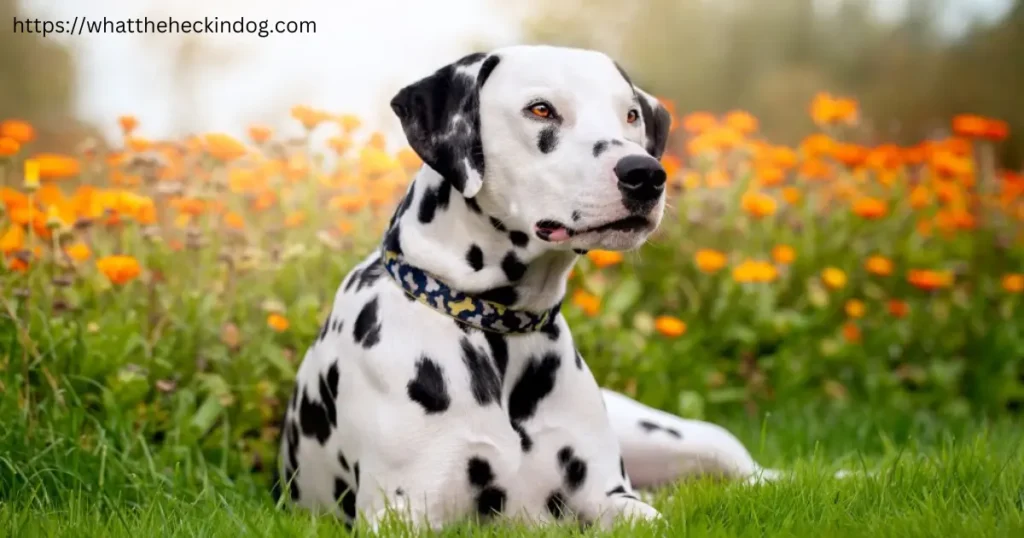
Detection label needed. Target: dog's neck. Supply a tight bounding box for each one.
[382,167,577,314]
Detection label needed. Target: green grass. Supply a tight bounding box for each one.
[3,399,1023,538]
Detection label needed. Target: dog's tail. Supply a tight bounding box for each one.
[600,389,863,490]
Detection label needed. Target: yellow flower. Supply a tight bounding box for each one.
[587,250,623,268]
[654,316,687,338]
[822,267,847,290]
[1001,274,1023,294]
[845,299,865,319]
[865,256,894,277]
[572,289,600,317]
[267,313,290,332]
[732,259,778,283]
[694,249,727,274]
[64,242,92,263]
[772,245,796,265]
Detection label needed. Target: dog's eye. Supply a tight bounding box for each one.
[529,103,553,119]
[627,109,640,124]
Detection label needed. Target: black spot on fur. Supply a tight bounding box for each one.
[288,387,298,411]
[464,196,482,214]
[353,462,360,486]
[557,446,588,492]
[637,94,671,158]
[538,126,558,154]
[467,457,494,487]
[437,179,453,210]
[508,230,529,247]
[466,245,484,272]
[318,315,332,342]
[484,332,509,379]
[614,61,634,88]
[620,457,627,480]
[461,338,501,406]
[546,492,567,519]
[607,485,628,496]
[418,185,440,224]
[509,353,560,424]
[573,248,588,255]
[344,269,362,293]
[574,349,584,370]
[489,217,507,232]
[338,451,350,472]
[456,319,476,334]
[511,422,533,452]
[334,477,357,519]
[639,420,660,433]
[478,286,518,306]
[388,188,416,230]
[298,387,332,445]
[456,52,486,66]
[476,487,506,517]
[353,297,382,349]
[286,420,300,470]
[501,252,527,282]
[666,427,683,439]
[318,363,340,427]
[351,257,384,292]
[407,356,451,414]
[284,466,300,501]
[593,140,608,157]
[477,55,501,88]
[541,322,560,342]
[571,210,582,222]
[384,223,403,256]
[611,139,624,146]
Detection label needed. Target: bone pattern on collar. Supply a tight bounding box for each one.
[381,248,559,335]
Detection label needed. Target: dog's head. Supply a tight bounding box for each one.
[390,45,672,252]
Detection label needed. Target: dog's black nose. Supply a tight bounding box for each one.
[615,154,667,203]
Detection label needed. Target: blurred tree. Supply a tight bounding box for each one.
[496,0,1021,166]
[0,0,79,150]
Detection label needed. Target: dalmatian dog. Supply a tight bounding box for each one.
[273,44,777,531]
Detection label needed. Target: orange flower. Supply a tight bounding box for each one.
[694,249,727,274]
[248,124,273,144]
[0,119,35,143]
[338,114,363,133]
[682,112,718,135]
[907,269,953,291]
[810,93,858,126]
[0,225,25,254]
[33,153,81,180]
[781,186,802,205]
[772,245,796,265]
[841,322,861,343]
[852,197,888,220]
[724,110,758,135]
[329,194,368,213]
[1002,273,1024,294]
[740,191,777,218]
[397,148,422,170]
[821,267,847,290]
[661,155,682,181]
[845,299,865,319]
[572,289,600,317]
[732,259,778,283]
[654,316,687,338]
[224,211,246,230]
[64,242,92,263]
[284,211,306,228]
[0,137,19,157]
[291,105,331,131]
[125,136,151,153]
[832,143,870,168]
[203,133,247,162]
[328,136,352,155]
[587,250,624,268]
[756,165,785,187]
[865,256,893,277]
[118,115,139,135]
[96,255,142,285]
[909,185,931,209]
[887,299,909,318]
[267,313,290,332]
[952,114,1010,142]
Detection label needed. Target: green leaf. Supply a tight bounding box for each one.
[604,277,642,317]
[191,395,225,435]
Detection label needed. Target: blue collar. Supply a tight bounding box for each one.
[381,248,558,335]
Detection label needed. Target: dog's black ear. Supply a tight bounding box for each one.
[635,89,672,160]
[390,52,501,198]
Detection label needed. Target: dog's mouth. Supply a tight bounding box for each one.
[534,215,652,243]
